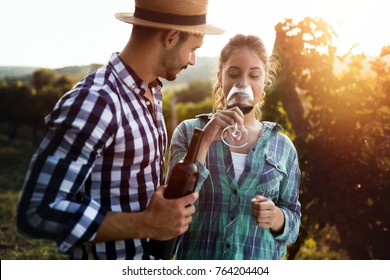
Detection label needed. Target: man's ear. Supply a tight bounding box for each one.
[162,30,181,50]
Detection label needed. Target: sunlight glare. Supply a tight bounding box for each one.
[1,0,389,67]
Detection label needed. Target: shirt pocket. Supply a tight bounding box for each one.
[255,155,287,200]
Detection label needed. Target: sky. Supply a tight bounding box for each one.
[1,0,389,68]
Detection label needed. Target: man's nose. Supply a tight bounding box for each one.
[188,52,195,66]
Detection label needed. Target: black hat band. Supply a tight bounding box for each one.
[134,7,206,26]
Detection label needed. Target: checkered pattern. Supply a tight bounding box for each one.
[170,119,301,259]
[17,53,167,259]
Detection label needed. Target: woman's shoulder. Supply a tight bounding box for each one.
[177,113,212,130]
[262,121,284,132]
[262,121,297,150]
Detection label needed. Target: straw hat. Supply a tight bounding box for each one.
[115,0,224,35]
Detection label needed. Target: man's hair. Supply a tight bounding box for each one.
[132,25,190,43]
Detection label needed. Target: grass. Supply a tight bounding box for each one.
[0,191,66,259]
[0,125,66,260]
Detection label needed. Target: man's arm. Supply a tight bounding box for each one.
[92,186,198,242]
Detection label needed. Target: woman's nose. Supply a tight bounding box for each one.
[236,79,249,88]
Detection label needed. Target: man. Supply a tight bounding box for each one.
[16,0,223,259]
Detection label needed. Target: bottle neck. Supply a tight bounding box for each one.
[183,127,204,164]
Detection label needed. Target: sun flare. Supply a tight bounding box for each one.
[1,0,389,67]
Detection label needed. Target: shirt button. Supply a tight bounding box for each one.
[146,101,151,106]
[225,243,231,249]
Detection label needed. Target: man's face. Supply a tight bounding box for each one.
[162,34,204,81]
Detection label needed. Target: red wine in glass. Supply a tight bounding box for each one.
[221,83,254,148]
[226,103,254,114]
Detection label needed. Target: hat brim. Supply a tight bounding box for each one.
[115,13,224,35]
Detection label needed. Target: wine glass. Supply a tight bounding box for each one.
[221,83,254,148]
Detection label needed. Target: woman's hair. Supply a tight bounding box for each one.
[212,34,278,119]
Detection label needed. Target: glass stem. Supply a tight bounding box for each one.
[232,123,240,138]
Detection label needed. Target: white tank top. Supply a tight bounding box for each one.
[231,152,248,180]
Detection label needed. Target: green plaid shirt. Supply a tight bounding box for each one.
[168,116,301,260]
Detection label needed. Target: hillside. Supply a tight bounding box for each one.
[0,57,218,88]
[1,55,388,87]
[0,64,103,80]
[0,66,40,79]
[163,56,218,89]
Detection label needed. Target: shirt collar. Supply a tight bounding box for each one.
[262,121,284,131]
[108,52,162,95]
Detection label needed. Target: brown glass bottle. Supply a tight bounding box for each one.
[149,127,204,259]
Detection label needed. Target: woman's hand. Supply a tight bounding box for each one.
[202,107,244,145]
[196,108,244,164]
[251,195,285,234]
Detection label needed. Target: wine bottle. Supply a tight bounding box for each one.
[149,127,204,259]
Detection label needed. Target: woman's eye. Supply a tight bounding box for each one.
[250,71,262,79]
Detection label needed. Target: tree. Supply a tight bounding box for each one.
[267,17,390,259]
[32,69,57,92]
[0,69,75,143]
[174,79,213,103]
[163,80,213,141]
[0,80,33,139]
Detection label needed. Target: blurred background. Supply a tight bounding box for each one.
[0,0,389,259]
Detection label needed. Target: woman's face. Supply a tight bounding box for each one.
[219,47,267,106]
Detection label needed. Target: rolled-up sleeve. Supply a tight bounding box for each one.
[17,87,115,253]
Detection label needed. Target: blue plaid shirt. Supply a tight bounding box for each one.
[169,116,301,259]
[17,53,167,259]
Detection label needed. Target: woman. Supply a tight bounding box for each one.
[168,34,301,259]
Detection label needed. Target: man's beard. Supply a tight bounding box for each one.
[162,48,187,81]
